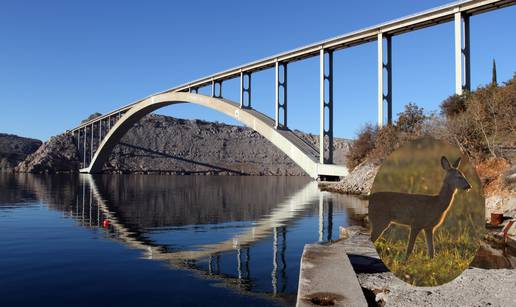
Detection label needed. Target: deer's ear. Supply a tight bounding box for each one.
[441,156,451,170]
[452,157,462,169]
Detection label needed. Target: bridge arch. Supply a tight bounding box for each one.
[84,92,347,178]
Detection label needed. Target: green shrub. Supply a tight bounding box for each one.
[396,102,426,134]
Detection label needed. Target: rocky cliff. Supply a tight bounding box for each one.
[319,161,379,195]
[16,114,351,175]
[15,134,81,173]
[0,133,41,172]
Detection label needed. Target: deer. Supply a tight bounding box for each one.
[368,156,471,261]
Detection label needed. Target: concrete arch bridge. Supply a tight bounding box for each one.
[67,0,515,179]
[76,93,346,179]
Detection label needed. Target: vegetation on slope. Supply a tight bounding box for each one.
[346,72,516,194]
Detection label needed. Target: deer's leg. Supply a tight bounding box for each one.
[371,220,390,242]
[405,227,420,261]
[424,227,434,259]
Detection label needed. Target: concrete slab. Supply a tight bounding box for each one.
[296,242,368,307]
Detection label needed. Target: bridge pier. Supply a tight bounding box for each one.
[240,71,251,108]
[455,11,470,95]
[90,123,94,164]
[76,129,80,157]
[83,126,87,167]
[212,79,223,98]
[319,48,334,164]
[275,61,287,129]
[377,32,392,127]
[99,119,102,142]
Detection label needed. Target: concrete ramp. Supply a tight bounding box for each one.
[296,242,368,307]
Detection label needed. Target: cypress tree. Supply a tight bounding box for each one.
[492,59,497,86]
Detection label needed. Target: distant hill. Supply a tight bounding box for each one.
[0,133,42,172]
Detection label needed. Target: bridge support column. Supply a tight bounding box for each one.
[83,127,87,167]
[319,48,334,164]
[99,120,102,144]
[275,61,287,129]
[377,32,392,127]
[212,80,222,98]
[240,71,251,108]
[455,11,470,95]
[76,130,80,159]
[90,123,94,164]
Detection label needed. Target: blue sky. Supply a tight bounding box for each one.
[1,0,514,140]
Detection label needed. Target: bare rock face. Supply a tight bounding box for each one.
[105,114,350,175]
[320,161,380,195]
[16,114,351,175]
[15,134,80,173]
[0,133,42,172]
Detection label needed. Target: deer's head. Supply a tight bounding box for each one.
[441,156,471,191]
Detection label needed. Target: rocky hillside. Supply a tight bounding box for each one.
[0,133,41,172]
[319,161,380,195]
[16,114,351,175]
[16,134,81,173]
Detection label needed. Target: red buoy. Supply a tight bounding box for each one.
[103,219,110,228]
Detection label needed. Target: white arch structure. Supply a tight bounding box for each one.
[81,92,348,178]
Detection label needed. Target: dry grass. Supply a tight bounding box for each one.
[375,227,479,286]
[475,158,511,196]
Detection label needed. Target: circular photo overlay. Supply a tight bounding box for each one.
[369,137,484,286]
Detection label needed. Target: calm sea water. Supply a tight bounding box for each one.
[0,174,367,306]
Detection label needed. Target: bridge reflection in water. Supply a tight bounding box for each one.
[59,175,366,296]
[12,174,368,301]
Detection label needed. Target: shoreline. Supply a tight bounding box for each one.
[335,226,514,306]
